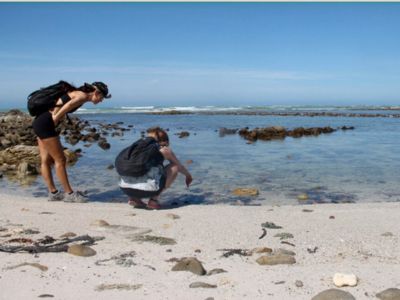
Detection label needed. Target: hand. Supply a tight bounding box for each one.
[185,174,193,187]
[51,113,58,125]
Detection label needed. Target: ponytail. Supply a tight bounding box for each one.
[77,82,96,94]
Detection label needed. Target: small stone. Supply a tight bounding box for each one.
[232,188,259,196]
[311,289,356,300]
[302,209,313,212]
[256,254,296,265]
[252,247,273,254]
[275,281,285,285]
[60,232,77,238]
[166,213,180,220]
[90,220,110,227]
[172,257,206,275]
[297,193,308,201]
[194,249,201,253]
[376,288,400,300]
[189,282,217,288]
[106,164,114,170]
[333,273,358,287]
[329,215,335,219]
[207,268,227,276]
[186,160,193,165]
[295,280,303,287]
[67,244,97,257]
[38,294,54,298]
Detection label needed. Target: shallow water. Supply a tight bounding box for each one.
[2,112,400,205]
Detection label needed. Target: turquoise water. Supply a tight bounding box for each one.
[1,109,400,205]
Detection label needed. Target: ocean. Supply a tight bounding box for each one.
[1,105,400,205]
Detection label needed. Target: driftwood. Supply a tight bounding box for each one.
[0,234,104,253]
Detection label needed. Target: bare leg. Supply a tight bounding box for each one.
[149,164,179,206]
[37,138,57,193]
[39,136,73,194]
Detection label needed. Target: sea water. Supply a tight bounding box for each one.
[1,106,400,205]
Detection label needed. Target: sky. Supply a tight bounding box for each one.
[0,2,400,108]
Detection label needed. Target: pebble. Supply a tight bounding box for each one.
[67,244,97,257]
[376,288,400,300]
[59,232,77,238]
[256,254,296,265]
[38,294,54,298]
[302,209,313,212]
[252,247,273,254]
[275,248,296,256]
[172,257,207,275]
[311,289,356,300]
[207,268,227,276]
[295,280,303,287]
[333,273,358,287]
[189,282,217,288]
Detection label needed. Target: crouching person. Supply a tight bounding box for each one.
[115,126,193,209]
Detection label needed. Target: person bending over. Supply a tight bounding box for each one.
[117,126,193,209]
[30,81,111,202]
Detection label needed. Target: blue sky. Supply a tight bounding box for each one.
[0,2,399,108]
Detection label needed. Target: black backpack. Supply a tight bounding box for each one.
[115,137,164,177]
[27,81,74,116]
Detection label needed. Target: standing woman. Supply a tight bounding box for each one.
[30,81,111,202]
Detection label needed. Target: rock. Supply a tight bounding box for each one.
[67,244,96,257]
[106,164,114,170]
[166,213,180,220]
[376,288,400,300]
[311,289,356,300]
[91,220,110,227]
[189,282,217,288]
[295,280,303,287]
[17,162,38,176]
[297,193,309,201]
[302,209,313,212]
[333,273,358,287]
[207,268,227,276]
[38,294,54,298]
[186,159,193,165]
[252,247,273,254]
[98,140,111,150]
[177,131,190,138]
[232,188,259,196]
[256,254,296,265]
[59,232,77,238]
[219,127,238,137]
[172,257,207,275]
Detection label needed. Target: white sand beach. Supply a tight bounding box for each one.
[0,193,399,300]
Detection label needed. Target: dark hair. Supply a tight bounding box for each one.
[77,83,96,94]
[147,126,169,146]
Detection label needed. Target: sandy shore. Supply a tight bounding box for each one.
[0,193,399,300]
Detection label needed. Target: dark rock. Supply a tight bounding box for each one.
[261,222,282,229]
[176,131,190,138]
[107,164,114,170]
[219,127,238,137]
[311,289,355,300]
[172,257,206,275]
[98,140,111,150]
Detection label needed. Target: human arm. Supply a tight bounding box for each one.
[160,146,193,187]
[52,91,87,124]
